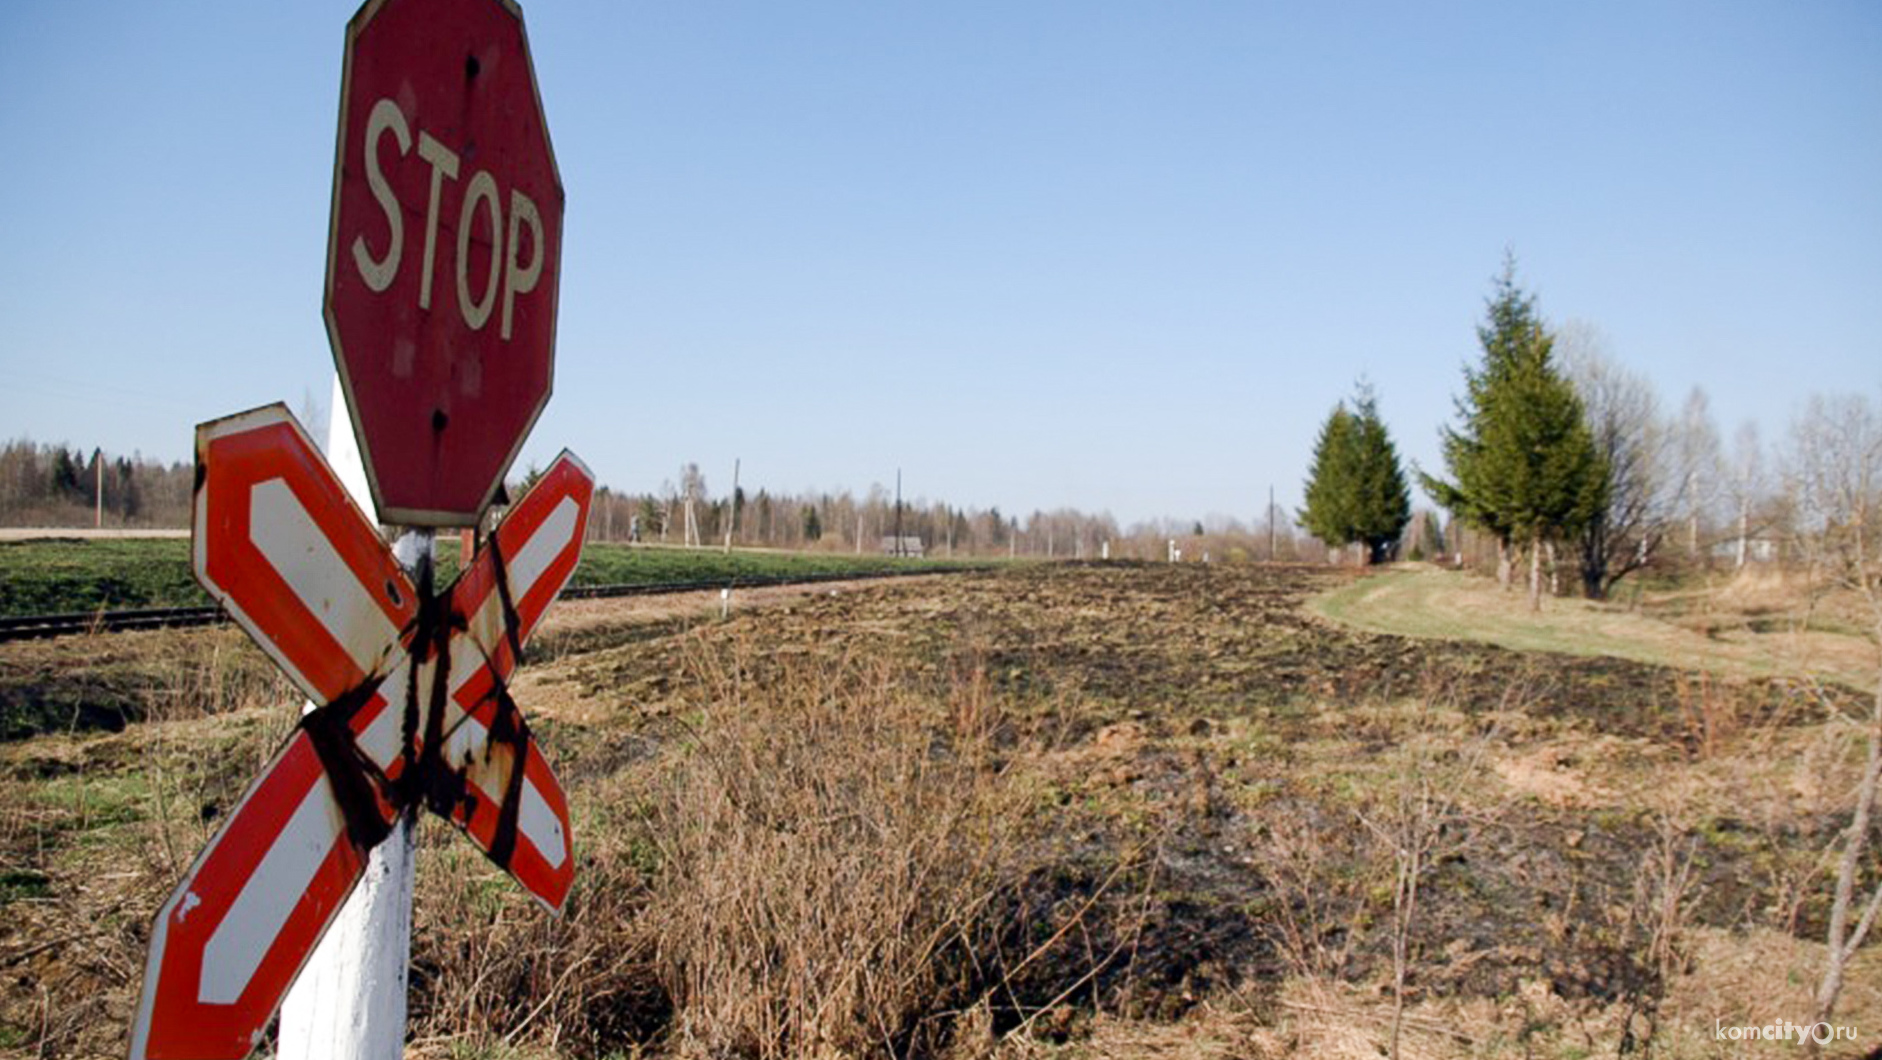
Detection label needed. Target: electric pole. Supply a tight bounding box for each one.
[1268,484,1275,562]
[724,458,740,553]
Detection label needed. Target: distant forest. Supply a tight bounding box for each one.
[0,438,1326,562]
[0,439,194,528]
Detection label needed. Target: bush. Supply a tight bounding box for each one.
[635,643,1022,1058]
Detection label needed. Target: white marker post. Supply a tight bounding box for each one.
[275,380,421,1060]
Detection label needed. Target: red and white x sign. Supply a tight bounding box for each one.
[131,404,591,1060]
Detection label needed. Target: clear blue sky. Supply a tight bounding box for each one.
[2,2,1877,528]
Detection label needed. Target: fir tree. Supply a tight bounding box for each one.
[1301,403,1358,555]
[1347,385,1413,563]
[1300,382,1412,564]
[1423,259,1605,606]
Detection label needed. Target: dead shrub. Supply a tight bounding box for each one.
[1247,801,1380,983]
[635,640,1023,1059]
[408,806,666,1057]
[1672,670,1742,758]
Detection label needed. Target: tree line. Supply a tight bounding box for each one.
[1,436,1317,563]
[575,462,1320,561]
[1299,254,1879,609]
[13,253,1864,583]
[0,440,193,528]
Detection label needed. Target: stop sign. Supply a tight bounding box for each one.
[324,0,563,527]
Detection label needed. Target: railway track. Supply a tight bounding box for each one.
[0,566,975,644]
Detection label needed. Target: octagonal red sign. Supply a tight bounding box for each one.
[324,0,563,526]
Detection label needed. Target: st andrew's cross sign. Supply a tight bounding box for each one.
[130,405,591,1060]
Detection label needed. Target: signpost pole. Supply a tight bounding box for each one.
[276,816,415,1060]
[276,390,425,1060]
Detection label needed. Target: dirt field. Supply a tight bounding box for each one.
[3,562,1879,1058]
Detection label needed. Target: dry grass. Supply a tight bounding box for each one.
[632,640,1026,1059]
[406,807,664,1057]
[0,623,297,739]
[0,702,292,1058]
[399,628,1066,1060]
[11,562,1882,1059]
[1,583,1071,1060]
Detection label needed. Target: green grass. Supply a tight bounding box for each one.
[0,538,979,618]
[0,868,51,904]
[1312,567,1715,661]
[560,543,975,588]
[1310,566,1877,688]
[0,538,204,615]
[33,771,153,830]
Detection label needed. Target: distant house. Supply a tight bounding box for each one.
[1711,533,1782,565]
[880,535,925,558]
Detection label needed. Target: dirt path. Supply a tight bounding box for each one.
[1310,565,1877,690]
[0,528,189,541]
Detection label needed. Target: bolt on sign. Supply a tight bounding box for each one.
[131,405,592,1060]
[325,0,564,527]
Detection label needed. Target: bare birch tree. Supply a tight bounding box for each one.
[1726,421,1767,569]
[1785,392,1882,1042]
[1560,324,1674,598]
[1672,388,1724,565]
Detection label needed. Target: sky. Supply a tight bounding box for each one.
[2,2,1878,529]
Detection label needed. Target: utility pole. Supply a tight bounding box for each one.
[893,468,903,557]
[684,482,698,547]
[724,458,740,554]
[93,448,103,529]
[1268,484,1276,562]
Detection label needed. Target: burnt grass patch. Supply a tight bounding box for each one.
[0,626,292,741]
[697,561,1809,748]
[562,562,1840,1044]
[0,560,1857,1057]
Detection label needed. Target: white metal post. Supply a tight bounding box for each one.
[278,378,420,1060]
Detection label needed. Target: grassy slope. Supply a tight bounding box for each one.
[1309,565,1876,690]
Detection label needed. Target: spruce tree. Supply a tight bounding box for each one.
[1300,403,1358,555]
[1300,383,1412,564]
[1423,259,1606,606]
[1348,385,1413,563]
